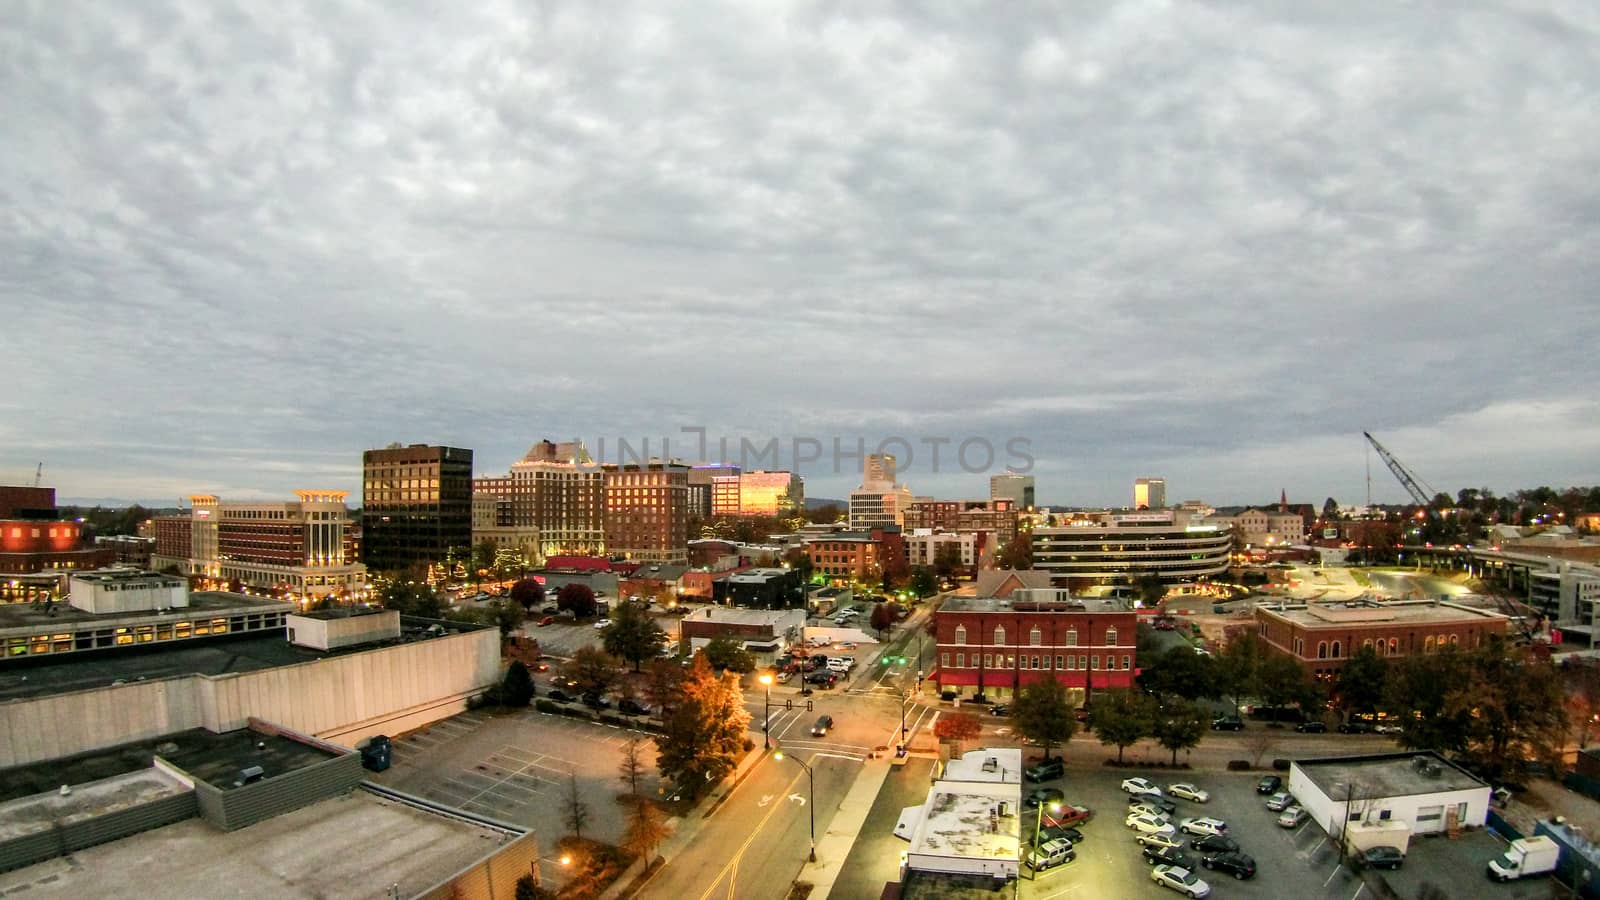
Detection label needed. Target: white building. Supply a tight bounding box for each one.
[900,746,1022,882]
[1288,752,1490,848]
[906,530,977,569]
[69,569,188,615]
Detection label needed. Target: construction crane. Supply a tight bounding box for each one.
[1362,432,1436,508]
[33,462,43,487]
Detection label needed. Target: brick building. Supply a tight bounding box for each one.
[932,591,1139,703]
[1254,599,1511,678]
[602,462,689,565]
[474,441,604,561]
[149,492,367,600]
[0,486,115,576]
[804,527,906,583]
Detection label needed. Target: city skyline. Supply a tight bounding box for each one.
[6,3,1598,507]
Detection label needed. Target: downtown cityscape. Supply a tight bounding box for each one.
[5,3,1600,900]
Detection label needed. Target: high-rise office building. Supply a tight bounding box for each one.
[862,453,897,490]
[990,473,1035,510]
[850,454,913,529]
[738,471,804,517]
[603,462,689,564]
[1134,477,1167,510]
[474,440,605,560]
[362,444,474,572]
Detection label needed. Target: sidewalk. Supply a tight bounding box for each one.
[795,756,894,900]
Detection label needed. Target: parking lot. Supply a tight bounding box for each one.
[1019,770,1366,900]
[374,707,662,842]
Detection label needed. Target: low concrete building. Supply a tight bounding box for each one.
[714,567,803,609]
[285,608,401,650]
[680,607,805,653]
[68,568,188,615]
[1288,751,1490,847]
[900,746,1022,883]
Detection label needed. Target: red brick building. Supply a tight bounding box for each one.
[602,463,689,565]
[1254,599,1511,678]
[0,486,114,575]
[804,527,909,583]
[932,591,1138,703]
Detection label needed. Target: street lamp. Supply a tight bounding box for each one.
[1028,801,1062,879]
[772,748,816,862]
[758,672,774,750]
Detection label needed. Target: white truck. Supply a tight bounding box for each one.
[1487,835,1560,882]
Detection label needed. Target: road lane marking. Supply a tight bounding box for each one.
[696,767,807,900]
[1323,864,1342,886]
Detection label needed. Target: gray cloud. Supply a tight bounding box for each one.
[3,0,1598,506]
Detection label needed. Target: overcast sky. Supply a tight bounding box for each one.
[5,1,1599,508]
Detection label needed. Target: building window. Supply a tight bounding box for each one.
[1379,810,1392,820]
[1091,655,1100,670]
[1065,629,1078,647]
[956,652,965,668]
[1364,639,1373,651]
[1078,654,1088,670]
[1331,640,1342,658]
[1317,641,1328,659]
[1055,654,1064,669]
[983,653,992,668]
[941,652,950,668]
[994,625,1006,645]
[1029,626,1042,646]
[1105,627,1118,646]
[1448,633,1459,646]
[1123,654,1131,669]
[954,625,967,645]
[1388,638,1398,655]
[1032,655,1041,669]
[1424,635,1435,652]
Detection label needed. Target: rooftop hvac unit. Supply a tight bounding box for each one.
[236,765,265,786]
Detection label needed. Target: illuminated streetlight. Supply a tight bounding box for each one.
[1027,801,1062,879]
[758,672,774,750]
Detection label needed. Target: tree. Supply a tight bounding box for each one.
[556,583,598,618]
[870,602,896,638]
[1151,698,1207,765]
[784,546,814,584]
[1012,678,1076,760]
[643,659,686,717]
[1258,652,1322,713]
[1215,632,1267,714]
[1335,644,1388,715]
[996,532,1032,570]
[510,578,545,611]
[933,542,963,579]
[563,771,590,841]
[1089,689,1153,763]
[805,503,844,525]
[472,540,499,579]
[619,737,647,796]
[702,635,756,673]
[514,875,555,900]
[1322,497,1341,521]
[1244,730,1279,768]
[1137,648,1221,702]
[909,567,938,599]
[1135,573,1166,608]
[564,646,622,698]
[379,581,446,618]
[654,655,751,800]
[603,601,666,672]
[620,798,672,864]
[934,712,983,749]
[502,661,535,707]
[491,598,526,637]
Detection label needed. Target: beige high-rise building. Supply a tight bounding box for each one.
[1134,477,1167,510]
[863,454,897,491]
[474,440,604,561]
[851,454,912,529]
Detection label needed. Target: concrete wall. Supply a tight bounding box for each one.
[0,783,197,874]
[415,831,541,900]
[188,751,363,832]
[0,629,499,768]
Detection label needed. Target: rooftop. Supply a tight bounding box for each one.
[0,790,516,900]
[70,569,184,588]
[1295,751,1488,800]
[1261,599,1509,629]
[160,726,344,790]
[688,607,800,626]
[0,619,479,702]
[941,747,1023,785]
[907,781,1020,862]
[0,591,290,632]
[0,727,278,803]
[942,594,1131,615]
[0,768,188,841]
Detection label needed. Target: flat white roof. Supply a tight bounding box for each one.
[906,781,1020,862]
[941,747,1023,785]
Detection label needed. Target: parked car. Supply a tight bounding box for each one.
[1277,806,1309,828]
[1295,721,1327,733]
[581,693,611,710]
[1023,837,1076,872]
[1265,791,1294,811]
[1144,843,1197,867]
[1256,775,1282,794]
[1048,804,1093,827]
[617,698,652,716]
[536,615,555,627]
[1210,715,1244,731]
[1138,831,1184,851]
[1126,813,1176,835]
[836,641,857,650]
[1035,824,1083,847]
[1202,851,1257,880]
[1026,787,1066,810]
[1338,720,1374,734]
[811,715,834,736]
[1179,817,1228,837]
[989,704,1009,717]
[1189,834,1239,855]
[1129,794,1177,813]
[1150,865,1212,898]
[1024,757,1065,782]
[540,604,558,615]
[1361,845,1405,870]
[806,671,838,688]
[1130,799,1178,818]
[1374,722,1403,735]
[547,688,574,703]
[1168,783,1210,803]
[1121,777,1163,797]
[940,689,958,701]
[776,670,794,684]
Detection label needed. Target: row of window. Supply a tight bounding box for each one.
[940,651,1132,671]
[951,624,1119,647]
[4,613,285,657]
[5,526,79,539]
[1281,629,1476,660]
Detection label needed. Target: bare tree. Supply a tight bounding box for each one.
[618,737,646,797]
[563,771,591,842]
[621,799,672,864]
[1244,730,1280,768]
